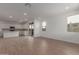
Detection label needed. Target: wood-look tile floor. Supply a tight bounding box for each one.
[0,36,79,55]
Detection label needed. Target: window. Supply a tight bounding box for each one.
[67,15,79,32]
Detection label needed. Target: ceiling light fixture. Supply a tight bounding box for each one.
[25,3,31,7]
[65,6,70,10]
[24,13,27,15]
[9,16,13,18]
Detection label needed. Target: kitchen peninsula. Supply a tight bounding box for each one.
[2,28,28,38]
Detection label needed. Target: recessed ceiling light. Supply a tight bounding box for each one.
[24,13,27,15]
[9,16,13,18]
[65,6,70,10]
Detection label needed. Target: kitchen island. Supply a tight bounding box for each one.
[3,31,19,38]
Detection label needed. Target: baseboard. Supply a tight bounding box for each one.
[38,36,79,45]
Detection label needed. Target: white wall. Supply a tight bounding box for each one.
[40,15,79,44]
[34,19,41,37]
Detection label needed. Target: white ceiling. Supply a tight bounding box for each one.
[0,3,79,24]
